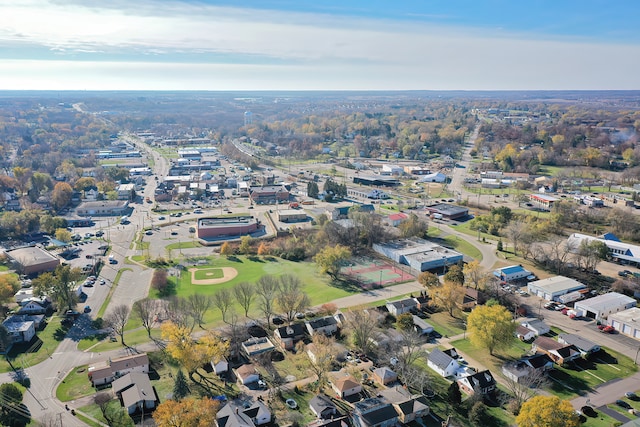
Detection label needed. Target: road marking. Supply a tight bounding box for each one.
[597,359,621,371]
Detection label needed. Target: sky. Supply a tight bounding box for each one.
[1,0,639,91]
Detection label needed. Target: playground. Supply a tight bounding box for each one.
[341,256,414,287]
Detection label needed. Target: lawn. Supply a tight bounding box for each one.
[57,365,93,401]
[97,268,132,318]
[427,312,467,338]
[165,241,202,251]
[0,316,67,373]
[440,234,483,260]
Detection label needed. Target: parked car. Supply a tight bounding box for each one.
[625,392,637,399]
[84,305,91,313]
[619,270,633,277]
[599,325,615,333]
[616,400,632,409]
[95,230,104,237]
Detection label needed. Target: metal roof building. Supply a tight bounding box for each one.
[527,276,586,302]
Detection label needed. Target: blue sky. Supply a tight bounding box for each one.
[0,0,639,90]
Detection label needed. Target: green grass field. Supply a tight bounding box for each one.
[194,268,224,280]
[57,365,93,401]
[0,316,66,373]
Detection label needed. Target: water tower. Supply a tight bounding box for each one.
[244,111,253,126]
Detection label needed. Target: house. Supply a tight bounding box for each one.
[532,336,581,365]
[493,265,532,282]
[388,213,409,227]
[217,400,271,427]
[308,417,350,427]
[16,300,47,315]
[372,367,398,386]
[557,334,600,355]
[112,372,157,415]
[515,325,536,342]
[330,372,362,398]
[385,298,418,316]
[88,353,150,386]
[352,397,399,427]
[573,292,637,321]
[521,320,550,336]
[412,316,434,335]
[377,387,429,423]
[457,370,497,395]
[234,364,260,385]
[6,314,45,329]
[274,323,307,350]
[2,318,35,344]
[306,316,339,337]
[309,394,338,419]
[502,362,535,384]
[210,357,228,375]
[116,183,136,201]
[427,348,459,378]
[460,288,485,310]
[527,276,586,301]
[241,337,275,357]
[522,354,554,372]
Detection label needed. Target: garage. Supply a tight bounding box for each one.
[612,320,621,330]
[527,276,586,302]
[633,329,640,339]
[623,324,632,335]
[574,292,637,322]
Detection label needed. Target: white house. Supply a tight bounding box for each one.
[386,298,418,316]
[427,348,459,378]
[515,325,536,342]
[2,319,35,344]
[88,353,149,386]
[521,320,550,336]
[412,316,434,335]
[330,373,362,398]
[17,300,47,315]
[217,400,272,427]
[573,292,637,321]
[234,364,259,385]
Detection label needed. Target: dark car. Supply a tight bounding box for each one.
[616,400,632,409]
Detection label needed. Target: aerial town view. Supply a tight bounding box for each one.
[0,1,640,427]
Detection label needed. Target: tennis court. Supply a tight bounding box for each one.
[341,256,414,286]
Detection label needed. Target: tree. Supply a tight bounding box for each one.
[0,383,29,427]
[575,239,609,271]
[105,304,131,346]
[463,260,489,290]
[54,228,72,243]
[398,213,428,238]
[161,322,228,378]
[307,181,319,199]
[431,281,465,317]
[443,264,464,286]
[133,298,157,338]
[186,294,212,329]
[238,235,252,255]
[51,182,73,211]
[233,282,255,318]
[516,395,579,427]
[298,334,337,389]
[447,382,462,406]
[418,271,440,288]
[276,275,311,323]
[32,265,81,312]
[212,289,233,323]
[94,393,132,427]
[503,366,548,414]
[314,245,351,279]
[343,307,380,355]
[154,397,220,427]
[396,313,414,331]
[469,401,489,427]
[219,241,232,256]
[257,242,268,256]
[255,275,280,328]
[151,269,171,297]
[0,275,20,307]
[467,304,515,355]
[172,370,190,401]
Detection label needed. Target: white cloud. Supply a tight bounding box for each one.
[0,0,639,89]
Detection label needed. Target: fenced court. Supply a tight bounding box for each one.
[341,256,414,287]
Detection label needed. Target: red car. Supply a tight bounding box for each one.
[598,325,615,333]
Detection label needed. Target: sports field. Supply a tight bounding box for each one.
[194,268,224,280]
[340,256,414,286]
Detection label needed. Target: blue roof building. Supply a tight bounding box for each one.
[493,265,532,282]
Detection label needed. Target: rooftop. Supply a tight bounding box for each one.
[528,276,586,294]
[609,307,640,325]
[577,292,636,312]
[6,246,59,267]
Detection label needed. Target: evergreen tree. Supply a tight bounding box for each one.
[307,181,319,199]
[173,369,190,401]
[497,240,503,251]
[447,382,462,406]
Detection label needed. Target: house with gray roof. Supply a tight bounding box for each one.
[112,372,158,415]
[306,315,339,336]
[427,348,459,378]
[385,298,418,316]
[352,397,398,427]
[377,386,429,424]
[309,394,338,419]
[457,370,496,396]
[372,366,398,386]
[412,316,434,335]
[521,319,550,336]
[558,333,600,355]
[216,400,271,427]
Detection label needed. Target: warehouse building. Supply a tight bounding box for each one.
[5,246,60,276]
[373,238,463,273]
[424,203,469,220]
[196,216,260,240]
[527,276,586,301]
[573,292,637,321]
[608,308,640,339]
[277,210,307,223]
[76,200,129,217]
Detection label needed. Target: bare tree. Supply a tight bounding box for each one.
[402,365,433,395]
[186,294,212,329]
[502,366,548,413]
[276,275,311,323]
[297,334,337,390]
[383,330,426,379]
[212,288,234,324]
[166,296,191,329]
[94,392,114,425]
[233,282,255,318]
[505,220,525,256]
[256,275,280,328]
[548,237,574,274]
[132,298,157,338]
[343,307,381,356]
[220,312,249,361]
[105,304,131,346]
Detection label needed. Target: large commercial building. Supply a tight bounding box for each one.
[196,215,260,240]
[249,185,290,204]
[352,175,400,187]
[573,292,637,321]
[527,276,586,302]
[5,246,60,275]
[373,238,463,272]
[277,210,307,223]
[608,308,640,339]
[76,200,129,217]
[529,194,558,210]
[567,233,640,267]
[424,203,469,220]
